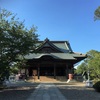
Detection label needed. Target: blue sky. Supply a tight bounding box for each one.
[0,0,100,54]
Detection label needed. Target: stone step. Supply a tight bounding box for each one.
[28,76,67,82]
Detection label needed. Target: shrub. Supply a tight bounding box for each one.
[93,81,100,92]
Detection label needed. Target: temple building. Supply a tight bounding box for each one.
[22,38,87,81]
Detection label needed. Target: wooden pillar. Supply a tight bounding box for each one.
[66,64,68,79]
[37,65,40,80]
[54,64,56,79]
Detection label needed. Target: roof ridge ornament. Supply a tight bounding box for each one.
[45,38,49,41]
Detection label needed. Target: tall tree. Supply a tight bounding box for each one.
[87,50,100,79]
[94,6,100,20]
[0,9,38,82]
[76,50,100,80]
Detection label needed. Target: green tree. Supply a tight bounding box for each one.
[76,50,100,80]
[0,9,38,82]
[87,50,100,79]
[75,62,87,75]
[94,6,100,20]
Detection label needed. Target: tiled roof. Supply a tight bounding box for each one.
[24,53,87,60]
[35,38,73,53]
[23,38,87,62]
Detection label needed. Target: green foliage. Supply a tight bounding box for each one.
[10,66,19,74]
[0,9,39,82]
[87,50,100,79]
[76,50,100,80]
[75,62,87,74]
[93,81,100,92]
[94,6,100,20]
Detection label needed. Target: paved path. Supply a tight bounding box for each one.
[1,82,100,100]
[27,83,67,100]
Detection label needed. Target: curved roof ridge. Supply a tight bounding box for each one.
[36,38,63,53]
[65,41,73,52]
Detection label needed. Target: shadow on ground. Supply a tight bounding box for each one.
[0,83,39,100]
[55,83,100,100]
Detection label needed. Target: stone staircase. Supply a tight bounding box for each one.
[40,76,57,82]
[27,76,67,82]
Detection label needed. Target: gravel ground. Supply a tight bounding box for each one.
[0,82,39,100]
[55,83,100,100]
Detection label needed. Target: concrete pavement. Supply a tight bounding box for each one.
[1,81,100,100]
[27,83,67,100]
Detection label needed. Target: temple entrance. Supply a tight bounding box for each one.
[56,67,66,76]
[27,63,71,81]
[40,67,54,76]
[28,64,67,77]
